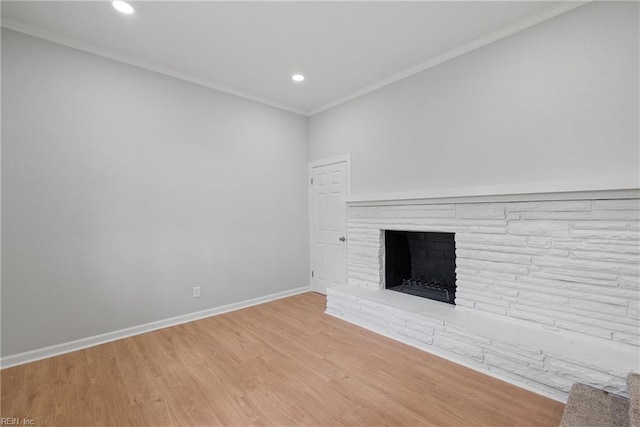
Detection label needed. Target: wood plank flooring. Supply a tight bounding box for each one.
[1,292,564,426]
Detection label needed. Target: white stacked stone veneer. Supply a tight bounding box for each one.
[326,197,640,402]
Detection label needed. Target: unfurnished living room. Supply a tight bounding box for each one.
[1,1,639,426]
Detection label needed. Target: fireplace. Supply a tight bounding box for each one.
[384,230,456,304]
[327,195,639,401]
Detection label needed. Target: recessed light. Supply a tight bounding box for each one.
[292,74,305,82]
[112,1,135,15]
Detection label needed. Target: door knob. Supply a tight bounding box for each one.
[339,236,346,242]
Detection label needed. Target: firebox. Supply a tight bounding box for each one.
[384,230,456,304]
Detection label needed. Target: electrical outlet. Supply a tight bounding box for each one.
[192,286,201,298]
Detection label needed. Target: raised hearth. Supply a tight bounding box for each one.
[328,192,640,402]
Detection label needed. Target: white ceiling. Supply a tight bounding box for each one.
[1,1,583,115]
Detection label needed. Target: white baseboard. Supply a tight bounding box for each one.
[1,286,310,369]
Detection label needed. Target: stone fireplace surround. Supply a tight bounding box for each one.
[325,189,640,402]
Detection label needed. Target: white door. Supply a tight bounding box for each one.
[310,161,348,294]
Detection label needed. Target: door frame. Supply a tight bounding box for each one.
[308,154,352,293]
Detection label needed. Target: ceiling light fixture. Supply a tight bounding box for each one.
[292,74,305,82]
[112,0,135,15]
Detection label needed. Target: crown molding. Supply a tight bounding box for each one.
[309,1,589,116]
[1,19,308,116]
[3,2,589,117]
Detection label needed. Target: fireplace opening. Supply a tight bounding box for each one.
[384,230,456,305]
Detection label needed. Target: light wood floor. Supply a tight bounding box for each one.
[1,292,564,426]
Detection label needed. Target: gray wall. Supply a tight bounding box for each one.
[308,2,639,195]
[1,29,309,356]
[3,1,638,359]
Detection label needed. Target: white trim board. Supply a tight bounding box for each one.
[344,176,640,206]
[0,286,310,370]
[308,153,352,174]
